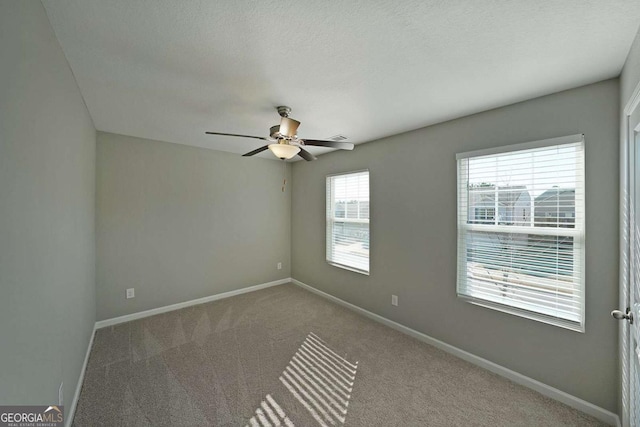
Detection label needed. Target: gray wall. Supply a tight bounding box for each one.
[291,79,619,412]
[96,132,291,320]
[0,0,96,410]
[621,26,640,106]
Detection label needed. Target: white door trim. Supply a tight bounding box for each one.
[620,79,640,427]
[624,81,640,116]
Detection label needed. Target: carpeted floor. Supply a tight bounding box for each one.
[73,283,607,426]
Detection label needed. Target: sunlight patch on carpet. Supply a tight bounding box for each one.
[246,394,294,427]
[279,332,358,427]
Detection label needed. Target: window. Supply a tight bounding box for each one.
[326,170,370,274]
[456,134,585,331]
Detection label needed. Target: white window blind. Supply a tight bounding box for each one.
[326,170,370,274]
[456,135,585,331]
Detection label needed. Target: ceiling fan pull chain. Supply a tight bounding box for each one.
[282,159,287,192]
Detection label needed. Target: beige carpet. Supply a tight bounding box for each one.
[73,283,607,426]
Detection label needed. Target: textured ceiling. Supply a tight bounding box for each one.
[43,0,640,160]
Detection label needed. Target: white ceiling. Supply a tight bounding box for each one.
[43,0,640,160]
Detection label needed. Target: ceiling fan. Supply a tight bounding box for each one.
[206,106,354,161]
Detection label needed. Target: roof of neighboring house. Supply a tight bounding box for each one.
[534,188,575,203]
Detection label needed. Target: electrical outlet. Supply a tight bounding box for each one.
[126,288,135,299]
[391,295,398,306]
[277,262,282,270]
[58,382,63,406]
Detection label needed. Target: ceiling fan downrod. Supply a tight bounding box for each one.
[277,106,292,118]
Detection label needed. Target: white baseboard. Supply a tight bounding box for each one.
[66,325,96,427]
[292,278,620,427]
[95,278,291,329]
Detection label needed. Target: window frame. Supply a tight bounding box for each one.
[326,169,370,275]
[456,134,586,332]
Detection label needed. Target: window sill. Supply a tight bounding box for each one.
[327,261,370,276]
[457,294,584,333]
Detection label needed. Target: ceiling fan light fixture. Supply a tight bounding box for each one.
[268,143,300,160]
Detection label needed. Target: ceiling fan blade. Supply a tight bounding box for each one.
[301,139,354,150]
[279,117,300,138]
[242,145,270,157]
[206,132,268,141]
[297,147,317,161]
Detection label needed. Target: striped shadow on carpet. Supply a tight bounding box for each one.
[247,332,358,427]
[246,394,294,427]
